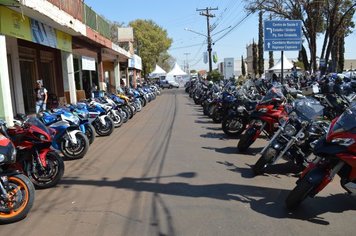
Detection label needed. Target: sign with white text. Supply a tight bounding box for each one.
[264,20,302,51]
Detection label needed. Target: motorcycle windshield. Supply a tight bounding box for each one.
[260,86,285,103]
[332,105,356,134]
[292,98,325,122]
[26,117,51,135]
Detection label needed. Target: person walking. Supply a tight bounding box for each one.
[34,80,48,113]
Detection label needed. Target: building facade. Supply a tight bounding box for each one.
[0,0,131,124]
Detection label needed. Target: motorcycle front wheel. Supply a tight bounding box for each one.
[29,151,65,189]
[94,116,114,136]
[237,126,259,152]
[222,116,246,137]
[0,174,35,224]
[285,176,316,210]
[253,147,278,175]
[84,123,95,145]
[61,132,89,159]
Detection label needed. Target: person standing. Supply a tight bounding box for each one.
[34,80,48,113]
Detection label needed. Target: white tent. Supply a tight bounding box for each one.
[268,54,294,71]
[167,63,187,76]
[149,65,166,77]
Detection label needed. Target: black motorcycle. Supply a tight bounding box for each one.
[253,97,329,175]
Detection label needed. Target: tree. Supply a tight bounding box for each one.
[241,55,246,76]
[258,10,264,76]
[129,19,172,77]
[252,39,258,76]
[268,51,274,69]
[207,70,223,82]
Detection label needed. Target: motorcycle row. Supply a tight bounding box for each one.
[0,84,161,224]
[186,75,356,211]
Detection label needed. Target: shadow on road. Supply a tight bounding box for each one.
[200,132,226,139]
[60,173,356,226]
[203,146,237,154]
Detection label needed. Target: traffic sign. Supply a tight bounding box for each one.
[264,20,302,51]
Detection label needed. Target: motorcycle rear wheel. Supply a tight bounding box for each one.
[0,174,35,224]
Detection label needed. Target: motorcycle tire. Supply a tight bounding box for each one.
[120,110,129,123]
[95,116,114,136]
[135,102,142,112]
[123,105,133,119]
[109,110,123,128]
[61,132,89,159]
[253,147,277,175]
[285,176,316,210]
[222,117,246,137]
[131,105,137,115]
[0,174,35,224]
[29,151,65,189]
[237,127,258,152]
[84,123,95,145]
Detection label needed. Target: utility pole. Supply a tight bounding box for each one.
[184,52,190,75]
[196,7,218,73]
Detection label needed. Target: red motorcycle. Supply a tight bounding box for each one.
[0,120,35,224]
[5,116,64,189]
[237,86,287,152]
[286,106,356,210]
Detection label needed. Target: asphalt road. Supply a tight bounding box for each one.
[1,88,355,236]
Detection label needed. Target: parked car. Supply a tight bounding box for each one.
[169,81,180,88]
[160,80,173,89]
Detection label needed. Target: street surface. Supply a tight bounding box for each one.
[1,89,355,236]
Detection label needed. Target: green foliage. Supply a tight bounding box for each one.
[252,40,258,76]
[207,70,223,82]
[241,55,246,76]
[258,11,264,76]
[269,51,274,69]
[129,19,172,77]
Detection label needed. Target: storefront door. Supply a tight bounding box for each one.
[20,60,36,113]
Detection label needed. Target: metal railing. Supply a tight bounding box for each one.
[46,0,111,40]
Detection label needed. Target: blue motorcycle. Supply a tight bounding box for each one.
[40,110,89,159]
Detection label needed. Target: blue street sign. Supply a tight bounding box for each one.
[264,20,302,51]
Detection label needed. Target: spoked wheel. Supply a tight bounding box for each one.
[0,174,35,224]
[29,151,65,189]
[222,117,246,137]
[61,132,89,159]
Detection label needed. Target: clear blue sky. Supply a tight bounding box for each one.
[84,0,356,71]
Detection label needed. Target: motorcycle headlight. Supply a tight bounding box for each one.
[11,149,16,161]
[284,124,297,136]
[237,106,245,113]
[0,154,5,163]
[331,138,355,146]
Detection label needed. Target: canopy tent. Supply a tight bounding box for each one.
[268,54,294,71]
[167,63,187,77]
[149,65,166,78]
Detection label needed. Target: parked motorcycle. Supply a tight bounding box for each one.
[253,98,328,175]
[40,111,89,160]
[286,105,356,209]
[0,120,35,224]
[237,86,287,152]
[6,116,64,188]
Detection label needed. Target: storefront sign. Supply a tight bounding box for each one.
[0,6,72,52]
[56,30,72,52]
[82,56,96,71]
[0,6,32,41]
[128,54,142,70]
